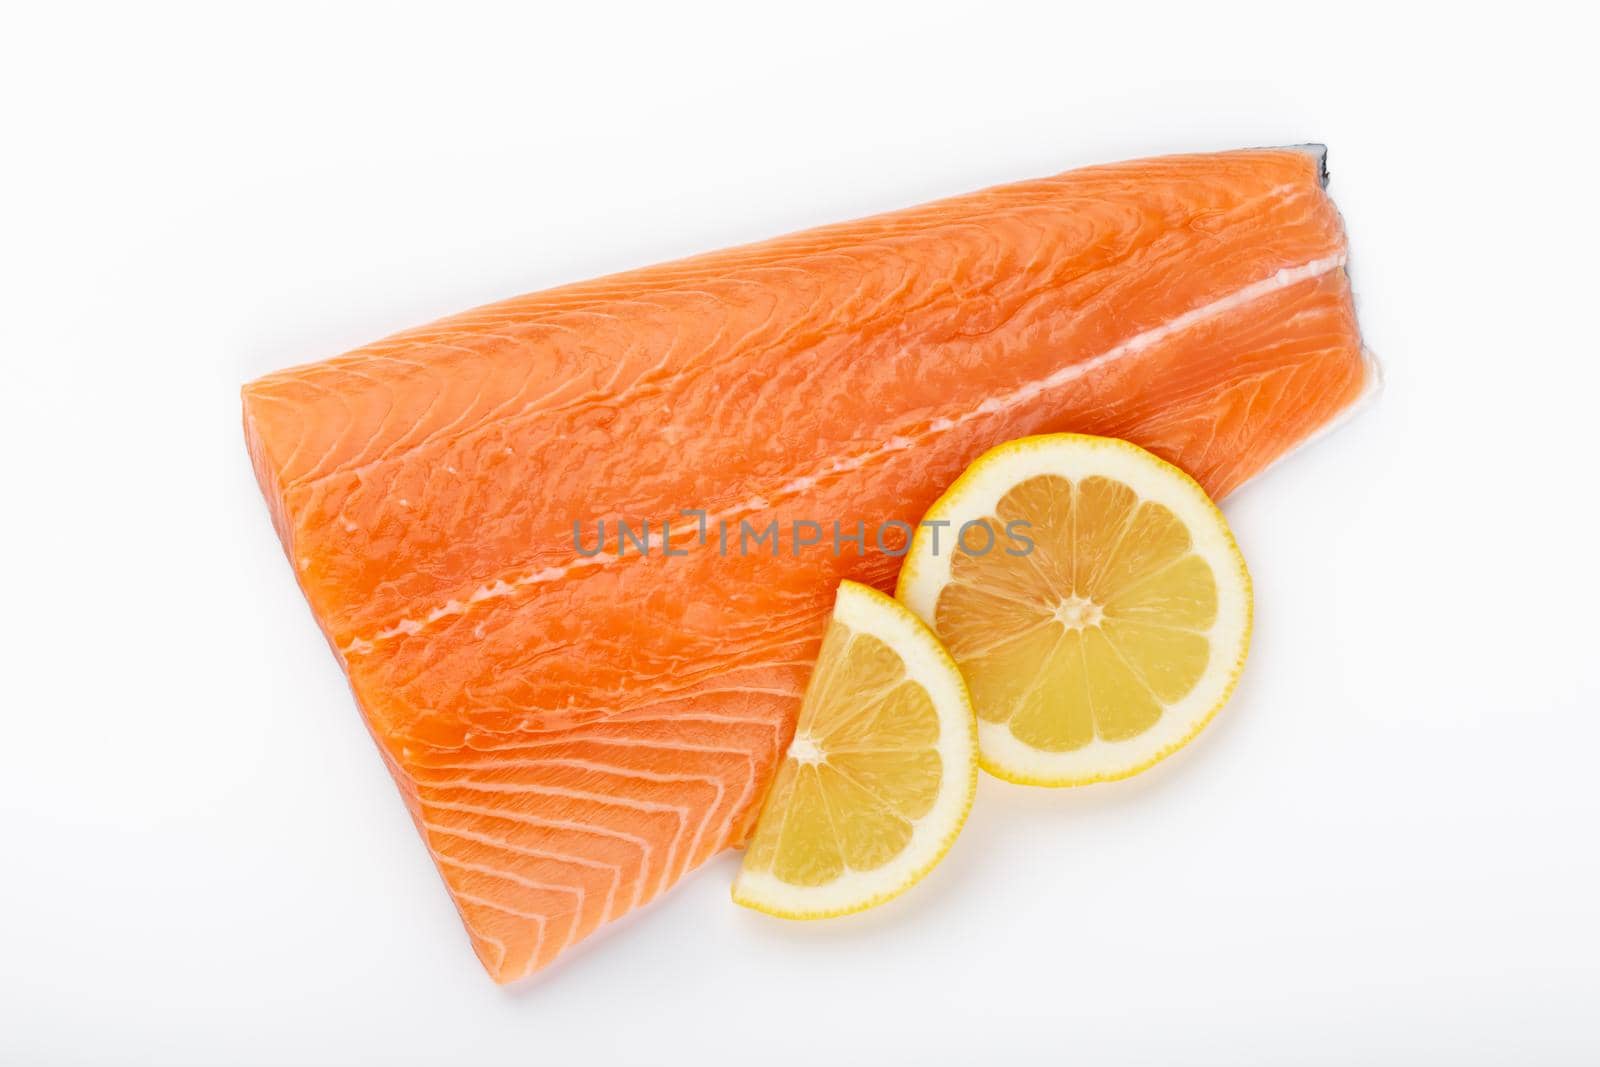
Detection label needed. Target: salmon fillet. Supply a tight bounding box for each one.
[243,147,1372,982]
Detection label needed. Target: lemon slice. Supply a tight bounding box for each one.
[896,434,1251,787]
[733,580,977,918]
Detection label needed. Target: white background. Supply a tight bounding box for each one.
[4,3,1596,1064]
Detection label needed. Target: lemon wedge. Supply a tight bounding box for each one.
[733,580,977,918]
[896,434,1251,787]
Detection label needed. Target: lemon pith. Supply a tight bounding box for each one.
[896,434,1252,787]
[732,581,978,918]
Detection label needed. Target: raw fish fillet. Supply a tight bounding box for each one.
[243,147,1373,982]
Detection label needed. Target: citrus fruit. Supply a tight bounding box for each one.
[896,434,1251,786]
[733,580,977,918]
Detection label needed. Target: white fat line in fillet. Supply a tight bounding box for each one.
[433,854,590,959]
[424,820,628,921]
[339,251,1347,657]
